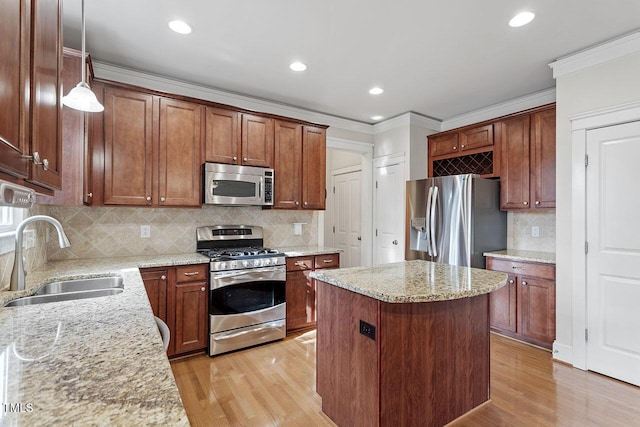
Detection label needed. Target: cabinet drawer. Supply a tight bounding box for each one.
[287,256,314,272]
[486,258,555,281]
[315,253,340,269]
[175,264,208,283]
[429,133,459,157]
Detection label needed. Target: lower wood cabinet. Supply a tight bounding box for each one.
[285,253,339,332]
[486,257,556,349]
[141,263,208,357]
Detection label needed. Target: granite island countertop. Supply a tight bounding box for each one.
[310,259,508,303]
[276,246,342,257]
[0,253,209,426]
[483,249,556,264]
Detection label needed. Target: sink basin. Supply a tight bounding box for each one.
[4,288,124,307]
[35,276,123,295]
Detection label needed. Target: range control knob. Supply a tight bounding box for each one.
[254,259,262,267]
[230,261,237,270]
[264,258,271,266]
[220,262,227,270]
[242,260,249,268]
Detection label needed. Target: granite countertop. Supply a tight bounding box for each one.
[310,260,508,303]
[276,246,342,257]
[0,253,208,426]
[483,249,556,264]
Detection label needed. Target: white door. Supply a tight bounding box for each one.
[586,120,640,386]
[333,170,362,268]
[374,162,405,264]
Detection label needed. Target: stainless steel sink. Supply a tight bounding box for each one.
[34,276,123,295]
[4,276,125,307]
[4,288,124,307]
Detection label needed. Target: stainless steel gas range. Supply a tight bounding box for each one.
[196,225,286,356]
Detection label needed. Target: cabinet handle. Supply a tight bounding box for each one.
[233,156,238,161]
[512,266,523,270]
[146,196,151,201]
[183,271,200,276]
[160,275,166,281]
[22,151,48,169]
[535,201,540,205]
[392,240,398,245]
[523,201,528,206]
[294,261,306,266]
[160,197,166,202]
[201,287,206,292]
[509,279,514,284]
[322,259,333,263]
[522,280,528,286]
[357,236,362,241]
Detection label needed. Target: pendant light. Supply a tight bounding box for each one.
[62,0,104,112]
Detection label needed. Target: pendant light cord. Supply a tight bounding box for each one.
[81,0,86,85]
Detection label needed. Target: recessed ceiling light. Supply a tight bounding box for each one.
[371,115,384,121]
[168,20,192,34]
[369,87,384,95]
[509,12,535,27]
[290,62,307,72]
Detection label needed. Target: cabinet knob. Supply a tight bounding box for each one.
[243,157,248,162]
[461,144,465,148]
[201,287,206,292]
[304,201,308,206]
[160,197,166,202]
[509,279,514,284]
[535,201,540,205]
[295,201,299,206]
[146,196,152,201]
[233,156,238,161]
[453,146,457,150]
[160,275,166,281]
[42,158,49,170]
[522,281,528,286]
[357,236,362,241]
[392,240,398,245]
[87,192,93,198]
[523,201,528,206]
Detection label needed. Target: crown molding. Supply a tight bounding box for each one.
[326,137,374,154]
[373,112,441,134]
[92,61,374,135]
[549,31,640,78]
[440,88,556,131]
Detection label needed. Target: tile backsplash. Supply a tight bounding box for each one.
[47,205,318,260]
[507,211,555,253]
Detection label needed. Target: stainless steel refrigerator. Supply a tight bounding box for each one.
[405,174,506,268]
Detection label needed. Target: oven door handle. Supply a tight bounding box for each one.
[212,322,282,341]
[211,266,286,289]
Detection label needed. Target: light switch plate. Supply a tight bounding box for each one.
[531,226,540,237]
[140,225,151,238]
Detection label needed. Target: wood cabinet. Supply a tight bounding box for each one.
[141,263,208,357]
[0,0,62,191]
[102,85,202,207]
[429,124,493,158]
[499,106,556,210]
[274,121,327,210]
[204,108,273,168]
[486,257,556,349]
[285,253,339,332]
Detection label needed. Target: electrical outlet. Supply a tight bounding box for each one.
[140,225,151,238]
[359,320,376,341]
[531,226,540,237]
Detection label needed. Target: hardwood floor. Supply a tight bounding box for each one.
[171,331,640,426]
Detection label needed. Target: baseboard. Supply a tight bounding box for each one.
[552,341,573,364]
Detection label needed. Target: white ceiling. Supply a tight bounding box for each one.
[62,0,640,125]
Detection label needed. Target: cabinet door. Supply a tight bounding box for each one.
[0,0,29,178]
[460,124,493,152]
[204,107,240,165]
[28,0,63,190]
[301,126,326,210]
[273,120,302,209]
[500,115,531,210]
[173,280,208,355]
[518,276,556,347]
[241,113,274,167]
[531,108,556,209]
[103,87,155,205]
[158,98,202,207]
[429,133,459,157]
[489,275,517,333]
[286,269,314,331]
[140,268,168,322]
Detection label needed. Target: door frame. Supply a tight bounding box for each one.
[372,152,407,265]
[569,100,640,370]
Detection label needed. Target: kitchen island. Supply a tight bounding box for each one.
[311,260,507,427]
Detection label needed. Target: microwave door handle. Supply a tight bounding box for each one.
[258,177,263,199]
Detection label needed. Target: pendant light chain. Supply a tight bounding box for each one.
[81,0,86,85]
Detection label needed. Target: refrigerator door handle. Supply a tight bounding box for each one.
[425,186,434,255]
[430,185,438,257]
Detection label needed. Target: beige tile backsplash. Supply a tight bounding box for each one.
[47,205,318,261]
[507,211,556,253]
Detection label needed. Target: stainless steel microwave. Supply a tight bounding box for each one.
[203,163,274,206]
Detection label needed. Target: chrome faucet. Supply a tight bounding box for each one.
[10,215,70,291]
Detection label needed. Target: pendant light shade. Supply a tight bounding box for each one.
[62,0,103,113]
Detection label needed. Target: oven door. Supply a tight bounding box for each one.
[209,266,286,334]
[204,171,264,205]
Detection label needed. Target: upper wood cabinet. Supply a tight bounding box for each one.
[101,86,202,207]
[0,0,63,191]
[204,109,273,168]
[499,106,556,210]
[273,121,326,210]
[429,124,494,158]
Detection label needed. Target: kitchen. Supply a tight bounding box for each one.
[2,0,640,425]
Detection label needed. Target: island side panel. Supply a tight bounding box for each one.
[316,280,380,427]
[379,294,490,427]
